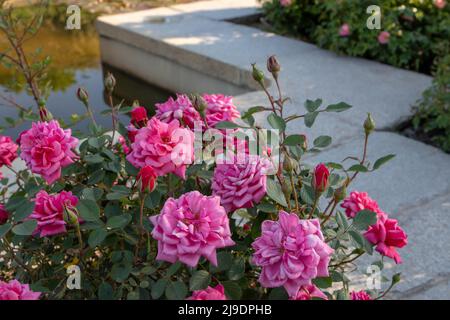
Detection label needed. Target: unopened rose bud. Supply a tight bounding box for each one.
[251,63,265,85]
[137,165,158,193]
[283,156,297,172]
[76,87,89,106]
[281,179,292,200]
[190,94,207,116]
[104,72,116,94]
[130,106,148,129]
[312,163,329,194]
[63,205,80,226]
[267,55,281,79]
[364,113,375,136]
[38,105,53,122]
[333,184,347,202]
[300,134,308,151]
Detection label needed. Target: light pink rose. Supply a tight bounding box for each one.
[280,0,292,7]
[378,31,390,44]
[252,211,334,297]
[434,0,446,9]
[155,94,201,129]
[0,135,18,167]
[187,284,227,300]
[364,214,408,264]
[18,120,79,185]
[339,23,351,37]
[0,204,9,225]
[341,191,382,219]
[212,154,270,213]
[29,190,79,238]
[150,191,235,267]
[350,290,372,300]
[290,284,328,300]
[127,118,194,179]
[0,280,41,300]
[204,94,240,128]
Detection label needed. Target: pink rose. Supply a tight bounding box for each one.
[0,135,18,167]
[252,211,334,297]
[280,0,292,7]
[187,284,227,300]
[18,120,79,185]
[0,204,9,225]
[350,290,372,300]
[341,191,382,219]
[0,280,41,300]
[378,31,390,44]
[127,118,194,179]
[29,190,79,237]
[155,94,201,129]
[204,94,240,128]
[150,191,235,267]
[339,23,351,37]
[434,0,446,9]
[364,215,407,264]
[212,154,270,213]
[290,285,328,300]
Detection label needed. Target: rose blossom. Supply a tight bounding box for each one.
[137,166,158,193]
[29,190,79,237]
[0,279,41,300]
[378,31,390,44]
[155,94,201,129]
[339,23,351,37]
[187,284,227,300]
[252,211,334,297]
[18,120,79,184]
[290,285,328,300]
[118,136,130,154]
[150,191,235,267]
[0,135,18,167]
[280,0,292,7]
[364,214,407,264]
[350,290,372,300]
[204,94,240,128]
[0,204,9,225]
[212,154,270,213]
[341,191,382,219]
[130,106,148,128]
[434,0,446,9]
[312,163,329,193]
[127,118,194,179]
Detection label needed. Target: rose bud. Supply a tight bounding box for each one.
[251,63,265,85]
[38,104,53,122]
[104,72,116,93]
[76,87,89,106]
[312,163,329,193]
[130,106,148,128]
[267,55,281,78]
[63,205,80,226]
[364,113,375,136]
[137,166,158,193]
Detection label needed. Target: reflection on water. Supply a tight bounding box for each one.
[0,9,173,139]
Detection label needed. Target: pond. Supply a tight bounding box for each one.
[0,6,173,139]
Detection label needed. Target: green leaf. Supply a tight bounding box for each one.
[313,135,332,148]
[151,279,168,299]
[304,111,319,128]
[214,121,240,129]
[0,223,12,238]
[87,170,105,185]
[284,134,306,146]
[256,203,278,213]
[165,281,187,300]
[106,215,131,229]
[88,229,107,247]
[106,186,130,201]
[222,281,242,299]
[336,211,349,229]
[84,154,104,164]
[12,220,37,236]
[77,199,100,222]
[227,258,245,281]
[305,99,322,112]
[166,261,182,277]
[189,270,211,291]
[267,114,286,132]
[144,191,162,209]
[98,282,113,300]
[242,106,266,119]
[312,277,333,289]
[326,102,352,112]
[352,210,378,230]
[373,154,396,170]
[111,262,132,282]
[210,251,233,273]
[347,164,368,172]
[300,185,315,205]
[268,287,289,300]
[13,201,34,221]
[266,179,288,207]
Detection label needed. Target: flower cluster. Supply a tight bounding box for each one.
[0,280,40,300]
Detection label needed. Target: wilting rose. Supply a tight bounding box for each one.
[137,166,158,193]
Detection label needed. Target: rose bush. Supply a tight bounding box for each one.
[0,51,407,300]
